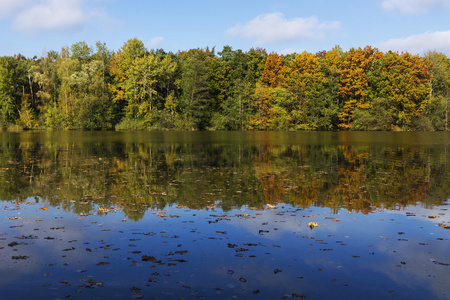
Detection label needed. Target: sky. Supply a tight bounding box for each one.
[1,0,450,58]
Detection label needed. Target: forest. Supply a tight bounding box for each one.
[0,38,449,131]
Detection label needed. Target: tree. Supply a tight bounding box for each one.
[338,46,383,129]
[110,39,153,125]
[71,41,93,64]
[125,54,159,122]
[214,47,255,130]
[179,49,213,129]
[0,56,19,124]
[246,48,267,84]
[261,53,286,88]
[379,52,431,127]
[285,51,325,129]
[426,51,450,130]
[31,50,60,117]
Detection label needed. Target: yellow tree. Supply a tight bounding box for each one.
[287,51,324,91]
[249,83,275,129]
[322,46,343,102]
[338,46,383,128]
[379,51,431,127]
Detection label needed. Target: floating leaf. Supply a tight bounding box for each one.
[308,222,319,229]
[12,255,29,260]
[438,223,450,229]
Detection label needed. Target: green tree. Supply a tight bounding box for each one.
[426,51,450,130]
[0,56,19,125]
[31,50,60,122]
[214,46,254,130]
[179,48,214,130]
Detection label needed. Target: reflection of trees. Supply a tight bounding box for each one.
[260,145,448,214]
[0,137,448,220]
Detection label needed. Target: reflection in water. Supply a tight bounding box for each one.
[0,198,449,299]
[0,131,449,299]
[0,131,448,220]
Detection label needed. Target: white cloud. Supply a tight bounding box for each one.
[0,0,31,17]
[378,30,450,55]
[12,0,87,33]
[147,36,164,49]
[381,0,450,14]
[227,12,340,44]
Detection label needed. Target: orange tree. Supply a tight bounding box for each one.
[338,46,383,129]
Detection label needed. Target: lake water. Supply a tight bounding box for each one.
[0,131,449,299]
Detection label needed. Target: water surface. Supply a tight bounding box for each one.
[0,131,449,299]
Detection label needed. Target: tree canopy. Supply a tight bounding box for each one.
[0,40,448,131]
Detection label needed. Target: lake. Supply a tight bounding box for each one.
[0,131,449,299]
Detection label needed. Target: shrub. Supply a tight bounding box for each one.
[115,118,148,131]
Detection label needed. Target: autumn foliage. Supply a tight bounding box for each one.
[0,40,447,131]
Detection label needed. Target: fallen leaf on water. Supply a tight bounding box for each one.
[142,255,160,263]
[438,223,450,229]
[308,222,319,229]
[12,255,29,260]
[8,241,19,247]
[4,217,23,220]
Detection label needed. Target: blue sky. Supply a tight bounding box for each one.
[1,0,450,57]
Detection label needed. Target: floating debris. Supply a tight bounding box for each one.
[308,222,319,229]
[438,223,450,229]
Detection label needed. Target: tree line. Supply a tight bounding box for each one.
[1,38,449,131]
